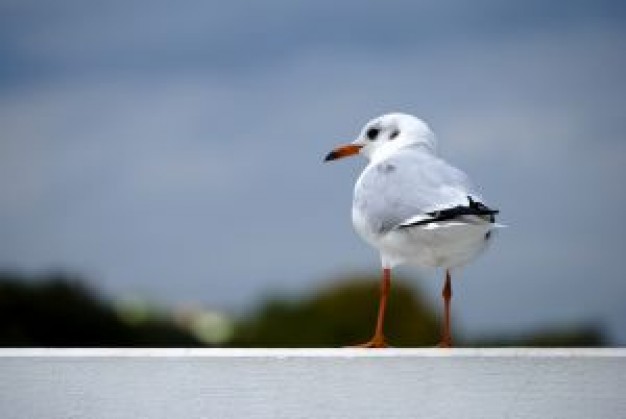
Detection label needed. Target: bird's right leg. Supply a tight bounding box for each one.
[349,268,391,348]
[437,269,453,348]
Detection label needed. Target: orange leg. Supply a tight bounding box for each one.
[438,269,453,348]
[351,268,391,348]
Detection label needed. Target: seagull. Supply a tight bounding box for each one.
[324,113,500,348]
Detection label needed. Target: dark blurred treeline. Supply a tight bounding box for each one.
[0,271,203,347]
[0,270,607,347]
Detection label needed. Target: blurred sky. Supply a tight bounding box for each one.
[1,1,626,343]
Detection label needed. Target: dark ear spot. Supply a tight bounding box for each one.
[389,129,400,140]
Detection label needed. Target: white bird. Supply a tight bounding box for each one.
[324,113,500,347]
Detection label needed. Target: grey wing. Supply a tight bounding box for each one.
[353,151,480,233]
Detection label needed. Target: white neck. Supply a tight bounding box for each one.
[366,141,435,164]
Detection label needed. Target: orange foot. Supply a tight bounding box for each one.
[347,335,390,348]
[436,338,453,348]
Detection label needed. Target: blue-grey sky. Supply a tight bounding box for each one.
[1,0,626,342]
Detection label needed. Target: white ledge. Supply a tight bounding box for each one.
[2,348,625,419]
[1,347,625,357]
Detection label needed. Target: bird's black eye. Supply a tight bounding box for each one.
[389,129,400,140]
[366,127,380,140]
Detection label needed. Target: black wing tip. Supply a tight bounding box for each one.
[399,198,500,229]
[468,196,499,215]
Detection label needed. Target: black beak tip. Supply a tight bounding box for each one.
[324,151,338,162]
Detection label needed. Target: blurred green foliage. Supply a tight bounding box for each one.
[230,276,440,347]
[472,325,605,347]
[0,270,607,347]
[0,271,203,347]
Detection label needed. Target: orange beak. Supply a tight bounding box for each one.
[324,144,362,162]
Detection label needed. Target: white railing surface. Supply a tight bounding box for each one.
[1,348,625,419]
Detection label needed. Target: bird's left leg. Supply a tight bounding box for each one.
[437,269,453,348]
[350,268,391,348]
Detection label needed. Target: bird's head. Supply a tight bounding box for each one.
[324,113,437,163]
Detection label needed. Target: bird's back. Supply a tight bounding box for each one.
[352,146,495,268]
